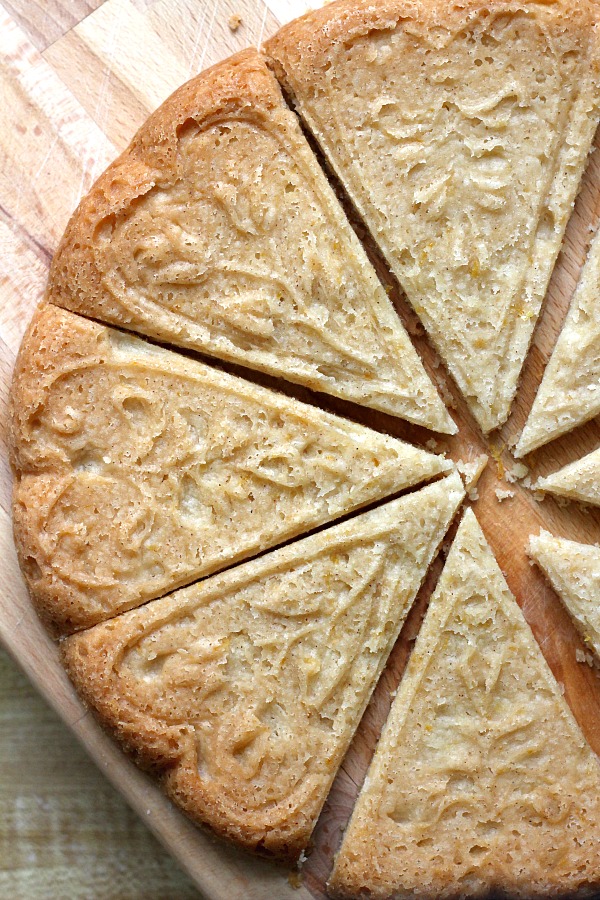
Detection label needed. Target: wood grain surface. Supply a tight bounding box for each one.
[2,1,600,898]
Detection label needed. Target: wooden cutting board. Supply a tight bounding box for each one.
[2,1,600,898]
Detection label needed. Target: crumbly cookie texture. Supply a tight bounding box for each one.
[534,447,600,507]
[530,530,600,663]
[61,474,464,859]
[10,304,451,636]
[456,453,488,493]
[46,47,454,434]
[266,0,600,434]
[329,509,600,899]
[517,225,600,456]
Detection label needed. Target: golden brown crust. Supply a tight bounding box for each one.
[266,0,600,85]
[162,760,319,859]
[11,304,449,636]
[47,49,280,323]
[46,45,453,431]
[10,304,103,473]
[13,1,600,878]
[61,614,322,858]
[266,0,600,433]
[9,305,110,633]
[60,476,464,860]
[329,510,600,898]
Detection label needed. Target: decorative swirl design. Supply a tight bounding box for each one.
[115,539,404,816]
[100,121,398,380]
[298,6,589,429]
[15,311,435,629]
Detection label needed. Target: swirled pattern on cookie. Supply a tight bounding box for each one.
[10,305,450,634]
[61,474,464,857]
[267,0,600,432]
[47,49,453,433]
[329,510,600,898]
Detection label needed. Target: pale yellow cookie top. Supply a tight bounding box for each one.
[530,529,600,662]
[330,509,600,898]
[62,474,464,858]
[517,224,600,456]
[46,47,454,433]
[267,0,600,433]
[9,0,600,884]
[10,303,450,635]
[535,447,600,507]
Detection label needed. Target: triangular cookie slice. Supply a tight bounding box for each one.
[530,530,600,661]
[517,228,600,456]
[329,509,600,898]
[61,473,465,858]
[47,49,453,434]
[267,0,600,433]
[535,447,600,506]
[11,304,451,635]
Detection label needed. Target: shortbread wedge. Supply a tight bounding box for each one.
[329,509,600,899]
[517,227,600,457]
[61,474,464,859]
[267,0,600,434]
[10,304,451,635]
[530,530,600,662]
[46,49,454,434]
[535,447,600,507]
